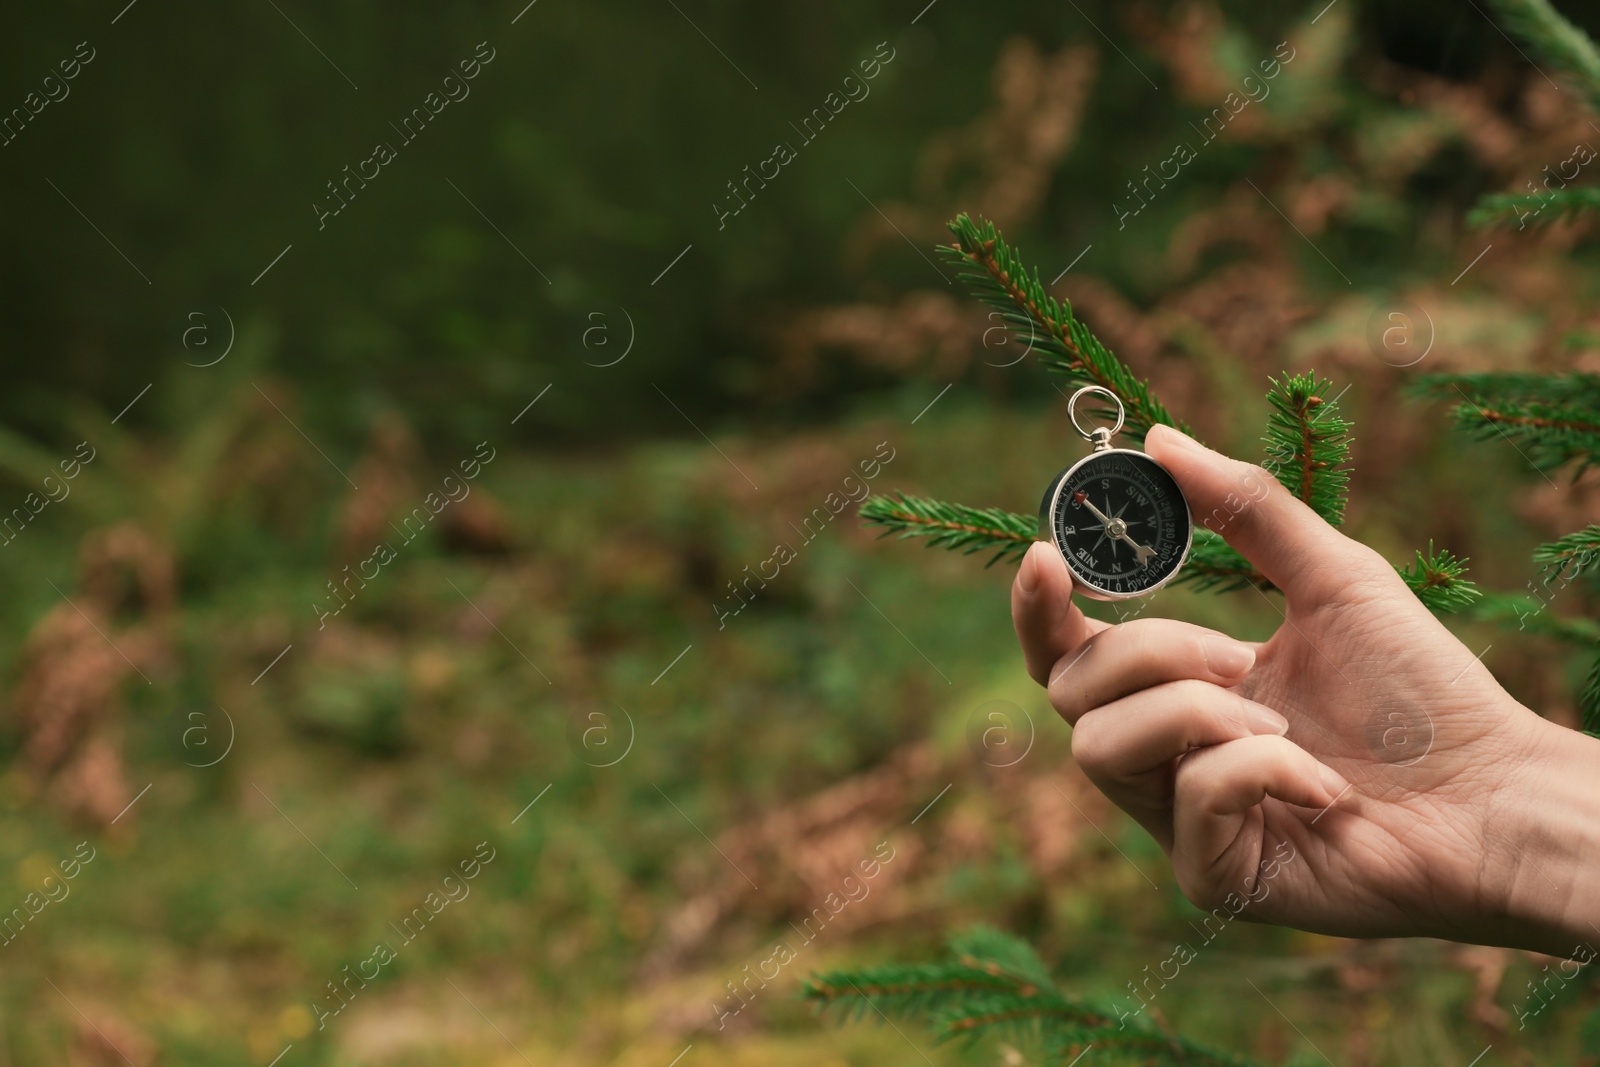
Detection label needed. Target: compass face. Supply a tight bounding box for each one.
[1040,449,1192,599]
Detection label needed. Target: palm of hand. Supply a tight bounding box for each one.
[1218,566,1532,940]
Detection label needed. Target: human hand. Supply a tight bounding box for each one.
[1013,424,1600,955]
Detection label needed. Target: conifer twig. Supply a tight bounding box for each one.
[1263,373,1352,526]
[1468,591,1600,645]
[803,926,1264,1066]
[860,492,1036,566]
[1414,372,1600,474]
[859,228,1477,616]
[941,213,1189,442]
[1484,0,1600,115]
[1399,542,1483,614]
[1470,187,1600,228]
[1179,529,1271,592]
[1534,525,1600,582]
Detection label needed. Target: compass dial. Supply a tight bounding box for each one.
[1039,449,1191,599]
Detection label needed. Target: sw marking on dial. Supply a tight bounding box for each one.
[1044,450,1191,598]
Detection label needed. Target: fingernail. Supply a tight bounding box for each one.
[1318,762,1351,797]
[1202,634,1255,677]
[1245,703,1289,736]
[1018,542,1044,595]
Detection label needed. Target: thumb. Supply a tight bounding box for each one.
[1146,423,1380,600]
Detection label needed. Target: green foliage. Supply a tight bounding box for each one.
[1582,652,1600,736]
[803,926,1263,1066]
[1398,543,1483,614]
[1415,372,1600,474]
[1183,530,1483,613]
[864,214,1477,612]
[1460,0,1600,757]
[1181,529,1268,593]
[860,492,1035,566]
[1468,591,1600,643]
[941,213,1189,442]
[1470,186,1600,228]
[1583,983,1600,1053]
[1263,373,1353,526]
[1534,525,1600,582]
[1485,0,1600,115]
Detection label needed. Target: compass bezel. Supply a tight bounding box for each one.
[1039,447,1193,601]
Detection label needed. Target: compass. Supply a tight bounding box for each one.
[1038,386,1192,600]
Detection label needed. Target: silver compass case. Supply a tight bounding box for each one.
[1038,446,1194,600]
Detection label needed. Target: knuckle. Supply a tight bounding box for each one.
[1216,694,1259,739]
[1047,660,1089,720]
[1069,715,1108,773]
[1118,620,1166,669]
[1027,657,1051,689]
[1048,633,1108,710]
[1161,681,1250,749]
[1171,746,1209,797]
[1164,677,1219,709]
[1050,690,1084,724]
[1171,740,1234,811]
[1172,864,1216,912]
[1100,618,1183,678]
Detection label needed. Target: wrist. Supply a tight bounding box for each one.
[1494,713,1600,955]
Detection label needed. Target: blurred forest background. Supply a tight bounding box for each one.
[2,0,1600,1063]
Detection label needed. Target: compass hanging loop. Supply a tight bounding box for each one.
[1067,385,1125,453]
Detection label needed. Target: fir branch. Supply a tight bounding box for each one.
[950,925,1058,991]
[1470,186,1600,228]
[941,213,1189,442]
[804,927,1266,1066]
[1177,529,1272,593]
[1467,591,1600,644]
[1417,371,1600,406]
[1534,525,1600,582]
[803,961,1031,1023]
[1262,373,1352,526]
[1414,372,1600,473]
[860,492,1037,566]
[1184,529,1483,615]
[1398,542,1483,613]
[931,992,1095,1045]
[1484,0,1600,115]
